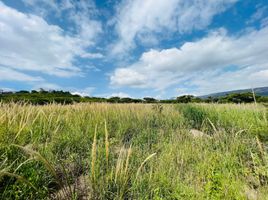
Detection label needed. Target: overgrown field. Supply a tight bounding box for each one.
[0,103,268,199]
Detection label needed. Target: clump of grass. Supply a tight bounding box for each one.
[136,152,157,180]
[104,120,109,166]
[91,124,98,183]
[178,103,268,140]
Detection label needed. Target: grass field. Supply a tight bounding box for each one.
[0,103,268,199]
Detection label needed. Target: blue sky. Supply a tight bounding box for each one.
[0,0,268,98]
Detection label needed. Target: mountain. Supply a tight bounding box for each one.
[200,87,268,98]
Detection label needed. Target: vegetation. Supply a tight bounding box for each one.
[1,90,268,105]
[0,102,268,199]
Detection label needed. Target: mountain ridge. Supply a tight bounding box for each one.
[200,86,268,98]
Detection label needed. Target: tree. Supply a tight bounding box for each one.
[221,92,258,103]
[120,97,133,103]
[176,95,194,103]
[107,97,121,103]
[143,97,157,103]
[16,90,29,94]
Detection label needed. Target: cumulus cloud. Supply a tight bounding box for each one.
[110,26,268,95]
[177,65,268,96]
[0,1,102,81]
[107,92,131,98]
[111,0,238,55]
[80,52,104,59]
[0,67,43,82]
[71,87,95,97]
[22,0,102,43]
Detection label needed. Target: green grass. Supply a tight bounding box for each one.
[178,103,268,140]
[0,102,268,199]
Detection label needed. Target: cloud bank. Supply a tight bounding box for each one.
[0,1,101,81]
[111,0,238,55]
[111,26,268,95]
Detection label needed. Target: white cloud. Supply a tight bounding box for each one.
[94,92,131,98]
[22,0,60,16]
[111,0,238,55]
[0,87,15,92]
[111,68,147,87]
[247,5,268,24]
[178,65,268,96]
[107,92,131,98]
[261,17,268,27]
[31,84,95,97]
[67,1,102,43]
[251,69,268,81]
[80,52,104,59]
[71,87,95,97]
[0,67,43,82]
[32,82,61,91]
[110,26,268,95]
[22,0,102,43]
[0,1,102,81]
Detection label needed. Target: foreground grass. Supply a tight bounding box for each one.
[0,103,268,199]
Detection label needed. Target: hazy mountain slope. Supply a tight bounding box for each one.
[201,87,268,98]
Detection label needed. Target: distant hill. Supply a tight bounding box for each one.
[200,87,268,98]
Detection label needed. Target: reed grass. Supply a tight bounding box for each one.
[104,120,109,166]
[91,124,98,182]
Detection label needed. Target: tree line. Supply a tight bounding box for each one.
[0,89,268,105]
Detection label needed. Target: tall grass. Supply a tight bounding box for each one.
[178,103,268,140]
[0,102,267,199]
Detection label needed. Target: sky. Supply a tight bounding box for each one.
[0,0,268,99]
